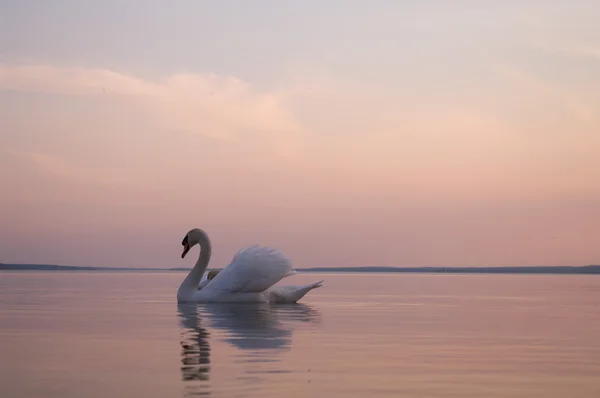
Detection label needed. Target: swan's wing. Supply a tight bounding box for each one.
[201,245,293,295]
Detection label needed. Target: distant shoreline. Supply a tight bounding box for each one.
[1,263,599,274]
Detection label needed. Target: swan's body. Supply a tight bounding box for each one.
[199,269,324,303]
[177,228,323,303]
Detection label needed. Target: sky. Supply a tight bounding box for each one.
[1,1,599,268]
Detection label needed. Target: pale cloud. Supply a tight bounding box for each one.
[0,63,306,156]
[493,62,599,128]
[574,46,600,59]
[492,63,553,95]
[530,40,600,61]
[3,60,598,201]
[0,65,157,95]
[0,148,143,209]
[2,148,126,186]
[565,96,598,125]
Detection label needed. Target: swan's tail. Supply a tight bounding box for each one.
[308,280,324,289]
[269,280,324,304]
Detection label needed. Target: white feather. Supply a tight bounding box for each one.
[200,245,293,295]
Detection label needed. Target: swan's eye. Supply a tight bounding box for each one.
[181,235,189,246]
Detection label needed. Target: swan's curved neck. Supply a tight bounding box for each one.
[178,232,211,298]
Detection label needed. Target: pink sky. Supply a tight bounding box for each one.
[1,2,599,268]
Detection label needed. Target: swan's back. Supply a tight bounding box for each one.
[200,245,293,295]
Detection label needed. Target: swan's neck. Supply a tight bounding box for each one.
[178,233,211,299]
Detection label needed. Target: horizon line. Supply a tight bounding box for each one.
[1,263,600,274]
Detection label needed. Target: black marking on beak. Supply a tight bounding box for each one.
[181,235,190,258]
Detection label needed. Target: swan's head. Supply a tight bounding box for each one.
[180,228,205,259]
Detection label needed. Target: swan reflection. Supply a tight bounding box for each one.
[177,302,321,389]
[178,303,211,383]
[201,302,321,351]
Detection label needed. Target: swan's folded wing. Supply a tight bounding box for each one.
[201,245,293,294]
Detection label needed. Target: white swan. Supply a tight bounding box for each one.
[177,228,324,303]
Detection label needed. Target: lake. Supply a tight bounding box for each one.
[1,271,599,397]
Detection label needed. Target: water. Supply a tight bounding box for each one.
[1,272,599,398]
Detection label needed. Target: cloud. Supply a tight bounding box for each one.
[2,148,124,186]
[0,147,142,208]
[0,63,306,156]
[493,62,599,127]
[0,65,157,95]
[530,40,600,61]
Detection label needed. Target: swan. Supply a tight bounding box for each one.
[177,228,324,303]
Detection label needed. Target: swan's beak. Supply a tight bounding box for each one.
[181,243,190,258]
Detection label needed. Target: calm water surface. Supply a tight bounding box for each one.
[1,272,599,397]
